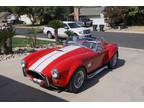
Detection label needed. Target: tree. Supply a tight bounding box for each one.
[104,6,144,26]
[127,7,144,25]
[65,30,76,37]
[104,7,128,27]
[48,20,64,42]
[0,6,73,25]
[0,26,15,54]
[28,28,41,48]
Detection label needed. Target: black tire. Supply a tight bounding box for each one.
[47,31,53,39]
[108,52,118,69]
[23,22,26,25]
[68,68,86,93]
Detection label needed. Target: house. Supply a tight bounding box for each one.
[80,6,106,30]
[72,7,106,31]
[19,14,32,25]
[0,12,17,24]
[0,12,11,30]
[0,12,10,22]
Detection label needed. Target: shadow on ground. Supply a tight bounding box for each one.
[81,58,126,92]
[43,58,125,93]
[0,75,67,102]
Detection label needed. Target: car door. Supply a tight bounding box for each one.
[89,42,105,72]
[58,24,68,38]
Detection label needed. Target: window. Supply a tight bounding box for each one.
[95,42,103,53]
[64,24,68,28]
[82,42,92,48]
[67,23,81,28]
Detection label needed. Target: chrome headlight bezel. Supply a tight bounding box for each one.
[51,68,59,78]
[21,60,26,68]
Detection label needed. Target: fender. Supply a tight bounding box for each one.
[65,61,86,86]
[106,43,118,61]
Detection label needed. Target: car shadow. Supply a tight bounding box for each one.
[44,58,125,93]
[80,58,126,93]
[0,75,68,102]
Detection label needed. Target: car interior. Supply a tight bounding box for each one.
[81,41,104,53]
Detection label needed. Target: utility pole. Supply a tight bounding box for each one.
[74,7,80,21]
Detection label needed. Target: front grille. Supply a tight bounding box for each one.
[84,30,91,34]
[28,70,44,80]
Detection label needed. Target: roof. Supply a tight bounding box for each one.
[0,12,11,23]
[0,12,11,19]
[80,7,105,16]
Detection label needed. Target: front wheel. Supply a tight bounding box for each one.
[68,68,86,93]
[47,32,53,39]
[108,52,118,69]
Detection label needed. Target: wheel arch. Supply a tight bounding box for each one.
[47,30,52,35]
[65,62,87,87]
[107,43,118,61]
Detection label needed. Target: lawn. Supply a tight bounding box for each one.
[12,37,55,48]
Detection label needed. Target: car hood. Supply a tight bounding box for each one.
[70,27,91,32]
[28,45,91,75]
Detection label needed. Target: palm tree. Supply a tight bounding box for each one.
[48,20,64,42]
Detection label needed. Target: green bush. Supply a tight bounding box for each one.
[48,20,64,42]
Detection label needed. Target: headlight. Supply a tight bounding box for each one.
[51,68,59,78]
[79,31,84,34]
[21,60,26,68]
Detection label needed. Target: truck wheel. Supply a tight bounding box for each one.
[68,68,86,93]
[108,52,118,69]
[47,32,53,39]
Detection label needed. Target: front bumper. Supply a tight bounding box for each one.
[79,34,92,37]
[22,68,50,87]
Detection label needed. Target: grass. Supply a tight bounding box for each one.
[12,37,55,48]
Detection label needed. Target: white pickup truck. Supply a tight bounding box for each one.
[43,21,92,39]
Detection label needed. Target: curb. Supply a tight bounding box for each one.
[14,35,56,42]
[105,30,144,34]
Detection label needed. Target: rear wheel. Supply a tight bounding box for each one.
[108,52,118,69]
[68,68,86,93]
[47,32,53,39]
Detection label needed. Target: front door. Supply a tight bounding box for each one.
[87,42,105,73]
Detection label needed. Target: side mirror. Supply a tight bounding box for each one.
[64,26,69,30]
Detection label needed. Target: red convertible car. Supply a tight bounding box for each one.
[21,38,118,93]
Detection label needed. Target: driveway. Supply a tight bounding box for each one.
[0,47,144,101]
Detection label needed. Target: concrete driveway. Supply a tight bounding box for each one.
[0,47,144,101]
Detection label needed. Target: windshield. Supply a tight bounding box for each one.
[67,36,96,43]
[67,23,81,28]
[81,41,93,48]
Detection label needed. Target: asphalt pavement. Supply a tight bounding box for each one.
[92,31,144,49]
[15,27,144,49]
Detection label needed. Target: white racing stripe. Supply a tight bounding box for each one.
[29,45,81,73]
[29,51,58,71]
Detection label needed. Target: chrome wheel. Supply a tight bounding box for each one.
[108,52,118,69]
[73,70,85,89]
[112,53,117,67]
[47,32,52,39]
[68,68,86,93]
